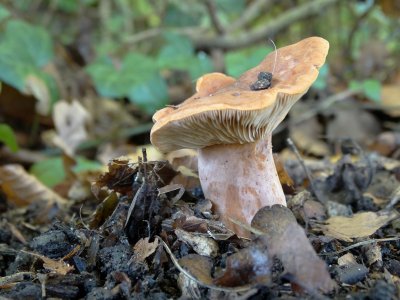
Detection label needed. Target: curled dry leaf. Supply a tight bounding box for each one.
[0,164,67,207]
[252,205,336,294]
[175,228,219,257]
[316,210,399,242]
[92,157,177,197]
[132,237,159,264]
[52,100,90,156]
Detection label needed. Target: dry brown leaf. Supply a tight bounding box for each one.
[175,229,219,257]
[213,245,271,287]
[381,85,400,116]
[252,205,336,294]
[132,237,159,264]
[267,223,336,294]
[21,250,74,275]
[0,164,67,207]
[52,100,90,156]
[318,210,399,242]
[179,254,213,285]
[273,154,295,193]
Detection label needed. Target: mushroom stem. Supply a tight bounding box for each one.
[198,137,286,238]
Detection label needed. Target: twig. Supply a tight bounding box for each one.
[319,237,400,256]
[385,186,400,211]
[0,272,34,287]
[157,236,256,292]
[193,0,339,50]
[286,138,317,197]
[227,0,274,33]
[204,0,225,34]
[228,217,265,237]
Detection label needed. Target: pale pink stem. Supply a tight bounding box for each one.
[198,137,286,238]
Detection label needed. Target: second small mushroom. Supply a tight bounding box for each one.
[151,37,329,237]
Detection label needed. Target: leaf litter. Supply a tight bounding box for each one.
[1,144,400,299]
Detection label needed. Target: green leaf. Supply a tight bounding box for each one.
[0,20,58,110]
[0,123,19,152]
[225,46,272,78]
[87,52,168,113]
[3,20,54,67]
[30,157,65,187]
[363,79,381,102]
[157,33,213,79]
[30,156,102,187]
[0,4,10,22]
[313,64,329,90]
[128,74,168,114]
[164,3,202,27]
[350,79,381,102]
[188,52,214,80]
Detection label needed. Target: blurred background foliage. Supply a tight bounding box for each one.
[0,0,400,186]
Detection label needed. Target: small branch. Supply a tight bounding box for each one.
[385,186,400,211]
[204,0,225,34]
[287,138,318,198]
[319,237,400,256]
[193,0,339,50]
[227,0,274,33]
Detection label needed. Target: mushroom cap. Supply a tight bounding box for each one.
[151,37,329,153]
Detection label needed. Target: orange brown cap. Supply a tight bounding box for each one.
[151,37,329,153]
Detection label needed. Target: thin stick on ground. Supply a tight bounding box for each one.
[319,237,400,256]
[286,138,318,198]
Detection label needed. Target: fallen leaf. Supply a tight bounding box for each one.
[380,85,400,117]
[317,210,399,242]
[0,164,67,207]
[175,228,219,257]
[21,250,74,275]
[273,154,295,193]
[213,244,271,287]
[179,254,213,285]
[132,237,159,264]
[52,100,90,156]
[252,205,336,294]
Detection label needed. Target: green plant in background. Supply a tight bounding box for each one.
[350,79,381,102]
[30,156,103,187]
[87,33,213,114]
[225,46,273,78]
[0,123,19,152]
[0,18,59,115]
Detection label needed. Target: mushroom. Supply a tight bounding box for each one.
[151,37,329,237]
